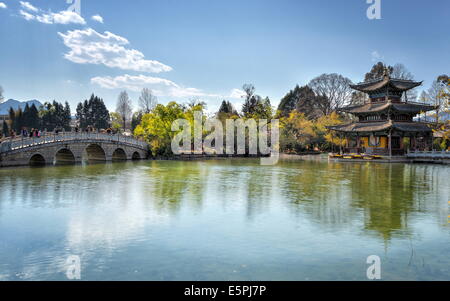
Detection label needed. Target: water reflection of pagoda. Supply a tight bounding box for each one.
[329,69,437,156]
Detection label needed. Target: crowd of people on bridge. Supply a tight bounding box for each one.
[1,124,137,144]
[74,126,119,135]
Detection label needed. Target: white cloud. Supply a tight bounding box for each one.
[18,2,86,25]
[91,74,219,98]
[52,10,86,24]
[91,14,104,23]
[24,11,86,25]
[58,28,172,73]
[0,2,7,9]
[36,13,52,24]
[371,50,384,62]
[20,1,38,13]
[20,10,35,21]
[229,88,246,99]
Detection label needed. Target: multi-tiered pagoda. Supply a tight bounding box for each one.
[329,68,437,156]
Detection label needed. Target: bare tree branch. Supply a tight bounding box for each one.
[138,88,158,114]
[116,91,133,131]
[308,73,353,115]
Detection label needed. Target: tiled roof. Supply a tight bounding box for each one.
[328,121,432,133]
[350,77,422,92]
[340,102,437,114]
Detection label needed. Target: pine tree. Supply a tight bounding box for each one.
[76,94,110,130]
[63,102,72,131]
[29,104,40,129]
[2,120,9,137]
[218,100,238,115]
[23,104,31,128]
[8,107,15,132]
[14,108,23,132]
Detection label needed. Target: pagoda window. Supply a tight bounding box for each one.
[361,115,386,122]
[392,114,412,121]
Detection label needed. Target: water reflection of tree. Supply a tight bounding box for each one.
[280,160,445,241]
[279,160,357,229]
[349,164,417,241]
[209,159,276,220]
[244,164,276,220]
[145,161,208,215]
[0,165,83,209]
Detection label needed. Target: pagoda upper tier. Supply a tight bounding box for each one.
[350,77,422,93]
[350,69,423,103]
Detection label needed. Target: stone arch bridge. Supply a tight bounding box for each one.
[0,132,149,167]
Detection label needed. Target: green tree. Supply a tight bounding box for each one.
[40,101,72,131]
[76,94,110,129]
[241,84,273,119]
[131,111,143,132]
[21,103,41,129]
[365,62,392,81]
[110,112,123,132]
[278,85,327,118]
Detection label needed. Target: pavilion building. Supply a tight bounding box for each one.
[328,69,437,156]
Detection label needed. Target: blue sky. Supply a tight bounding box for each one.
[0,0,449,112]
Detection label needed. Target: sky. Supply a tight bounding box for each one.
[0,0,449,113]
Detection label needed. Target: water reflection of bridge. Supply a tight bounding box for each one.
[0,132,149,167]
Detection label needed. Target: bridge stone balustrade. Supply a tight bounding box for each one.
[406,150,450,164]
[0,132,149,167]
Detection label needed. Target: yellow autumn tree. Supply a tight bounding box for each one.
[314,111,346,149]
[134,102,186,156]
[280,111,316,152]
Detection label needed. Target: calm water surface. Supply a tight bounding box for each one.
[0,158,449,280]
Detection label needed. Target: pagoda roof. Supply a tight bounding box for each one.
[350,77,422,93]
[340,102,437,115]
[327,121,432,133]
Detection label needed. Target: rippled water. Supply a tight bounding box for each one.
[0,158,449,280]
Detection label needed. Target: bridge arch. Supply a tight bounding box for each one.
[84,144,106,164]
[29,154,46,167]
[112,148,127,161]
[132,151,142,160]
[54,148,76,165]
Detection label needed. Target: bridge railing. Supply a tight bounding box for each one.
[0,132,148,153]
[406,150,450,159]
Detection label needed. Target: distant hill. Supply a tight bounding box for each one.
[0,99,43,115]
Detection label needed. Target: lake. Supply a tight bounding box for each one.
[0,158,449,280]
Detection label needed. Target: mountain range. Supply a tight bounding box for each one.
[0,99,43,115]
